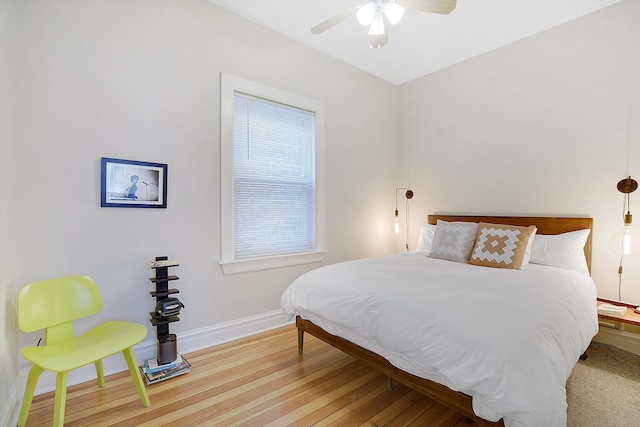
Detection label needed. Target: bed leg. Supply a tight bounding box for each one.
[387,376,393,391]
[580,342,590,360]
[298,326,304,355]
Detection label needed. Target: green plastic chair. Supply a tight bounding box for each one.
[17,275,151,427]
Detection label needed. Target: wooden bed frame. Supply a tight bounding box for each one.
[296,215,593,426]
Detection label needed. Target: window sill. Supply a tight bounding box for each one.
[220,251,326,275]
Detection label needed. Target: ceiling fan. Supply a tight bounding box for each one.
[311,0,456,48]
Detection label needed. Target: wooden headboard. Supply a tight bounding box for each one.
[427,215,593,273]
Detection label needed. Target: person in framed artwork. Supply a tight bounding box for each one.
[124,175,139,199]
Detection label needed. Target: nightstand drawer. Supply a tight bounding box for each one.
[599,318,640,334]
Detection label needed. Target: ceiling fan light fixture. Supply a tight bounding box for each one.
[368,11,386,35]
[369,33,386,48]
[383,2,404,25]
[310,0,457,48]
[356,2,377,26]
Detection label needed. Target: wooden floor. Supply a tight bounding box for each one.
[24,325,490,426]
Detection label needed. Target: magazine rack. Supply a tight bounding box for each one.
[140,256,190,384]
[148,256,181,364]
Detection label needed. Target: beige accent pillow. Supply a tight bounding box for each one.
[469,223,537,269]
[429,220,479,263]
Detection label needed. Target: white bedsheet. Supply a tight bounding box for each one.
[280,252,598,427]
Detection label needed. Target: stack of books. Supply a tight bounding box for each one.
[597,303,627,318]
[139,354,191,385]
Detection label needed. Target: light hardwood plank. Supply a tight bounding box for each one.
[22,325,489,427]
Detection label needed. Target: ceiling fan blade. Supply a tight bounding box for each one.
[401,0,456,15]
[311,5,359,34]
[369,32,388,49]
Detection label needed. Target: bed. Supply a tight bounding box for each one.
[280,215,598,427]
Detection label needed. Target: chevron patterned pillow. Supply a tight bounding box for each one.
[469,223,537,269]
[429,220,479,263]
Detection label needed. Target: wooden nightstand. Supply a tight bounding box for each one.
[592,298,640,357]
[597,297,640,333]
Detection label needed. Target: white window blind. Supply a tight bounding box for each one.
[233,93,317,258]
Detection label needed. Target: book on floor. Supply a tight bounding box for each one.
[140,354,191,384]
[143,354,183,374]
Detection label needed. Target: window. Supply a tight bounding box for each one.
[220,74,325,274]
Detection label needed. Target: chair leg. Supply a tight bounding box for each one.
[53,371,69,427]
[18,365,44,427]
[95,359,106,387]
[122,347,150,407]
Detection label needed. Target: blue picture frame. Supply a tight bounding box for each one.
[101,157,168,208]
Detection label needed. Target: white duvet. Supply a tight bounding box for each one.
[280,252,598,427]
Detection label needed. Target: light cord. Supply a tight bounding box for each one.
[618,254,624,301]
[405,196,410,251]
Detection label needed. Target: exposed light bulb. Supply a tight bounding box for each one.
[383,2,404,25]
[623,227,632,255]
[394,212,401,235]
[609,225,640,257]
[357,2,376,26]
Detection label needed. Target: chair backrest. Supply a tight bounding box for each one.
[18,275,103,342]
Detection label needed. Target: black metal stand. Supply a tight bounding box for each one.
[148,256,180,364]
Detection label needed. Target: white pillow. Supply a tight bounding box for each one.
[529,229,591,275]
[415,224,436,254]
[429,220,479,263]
[522,228,537,267]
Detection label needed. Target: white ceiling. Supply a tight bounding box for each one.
[209,0,622,85]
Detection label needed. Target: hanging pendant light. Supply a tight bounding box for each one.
[609,176,640,257]
[609,176,640,302]
[394,187,414,251]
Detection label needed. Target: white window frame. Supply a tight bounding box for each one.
[220,73,325,274]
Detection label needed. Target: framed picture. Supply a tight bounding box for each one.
[101,157,168,208]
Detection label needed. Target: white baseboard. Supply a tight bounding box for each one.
[0,374,21,427]
[20,309,292,397]
[593,324,640,355]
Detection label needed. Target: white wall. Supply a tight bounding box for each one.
[0,0,19,424]
[399,0,640,302]
[11,0,398,358]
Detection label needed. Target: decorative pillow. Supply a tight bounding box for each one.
[415,224,437,254]
[469,223,537,269]
[429,220,479,263]
[529,229,591,276]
